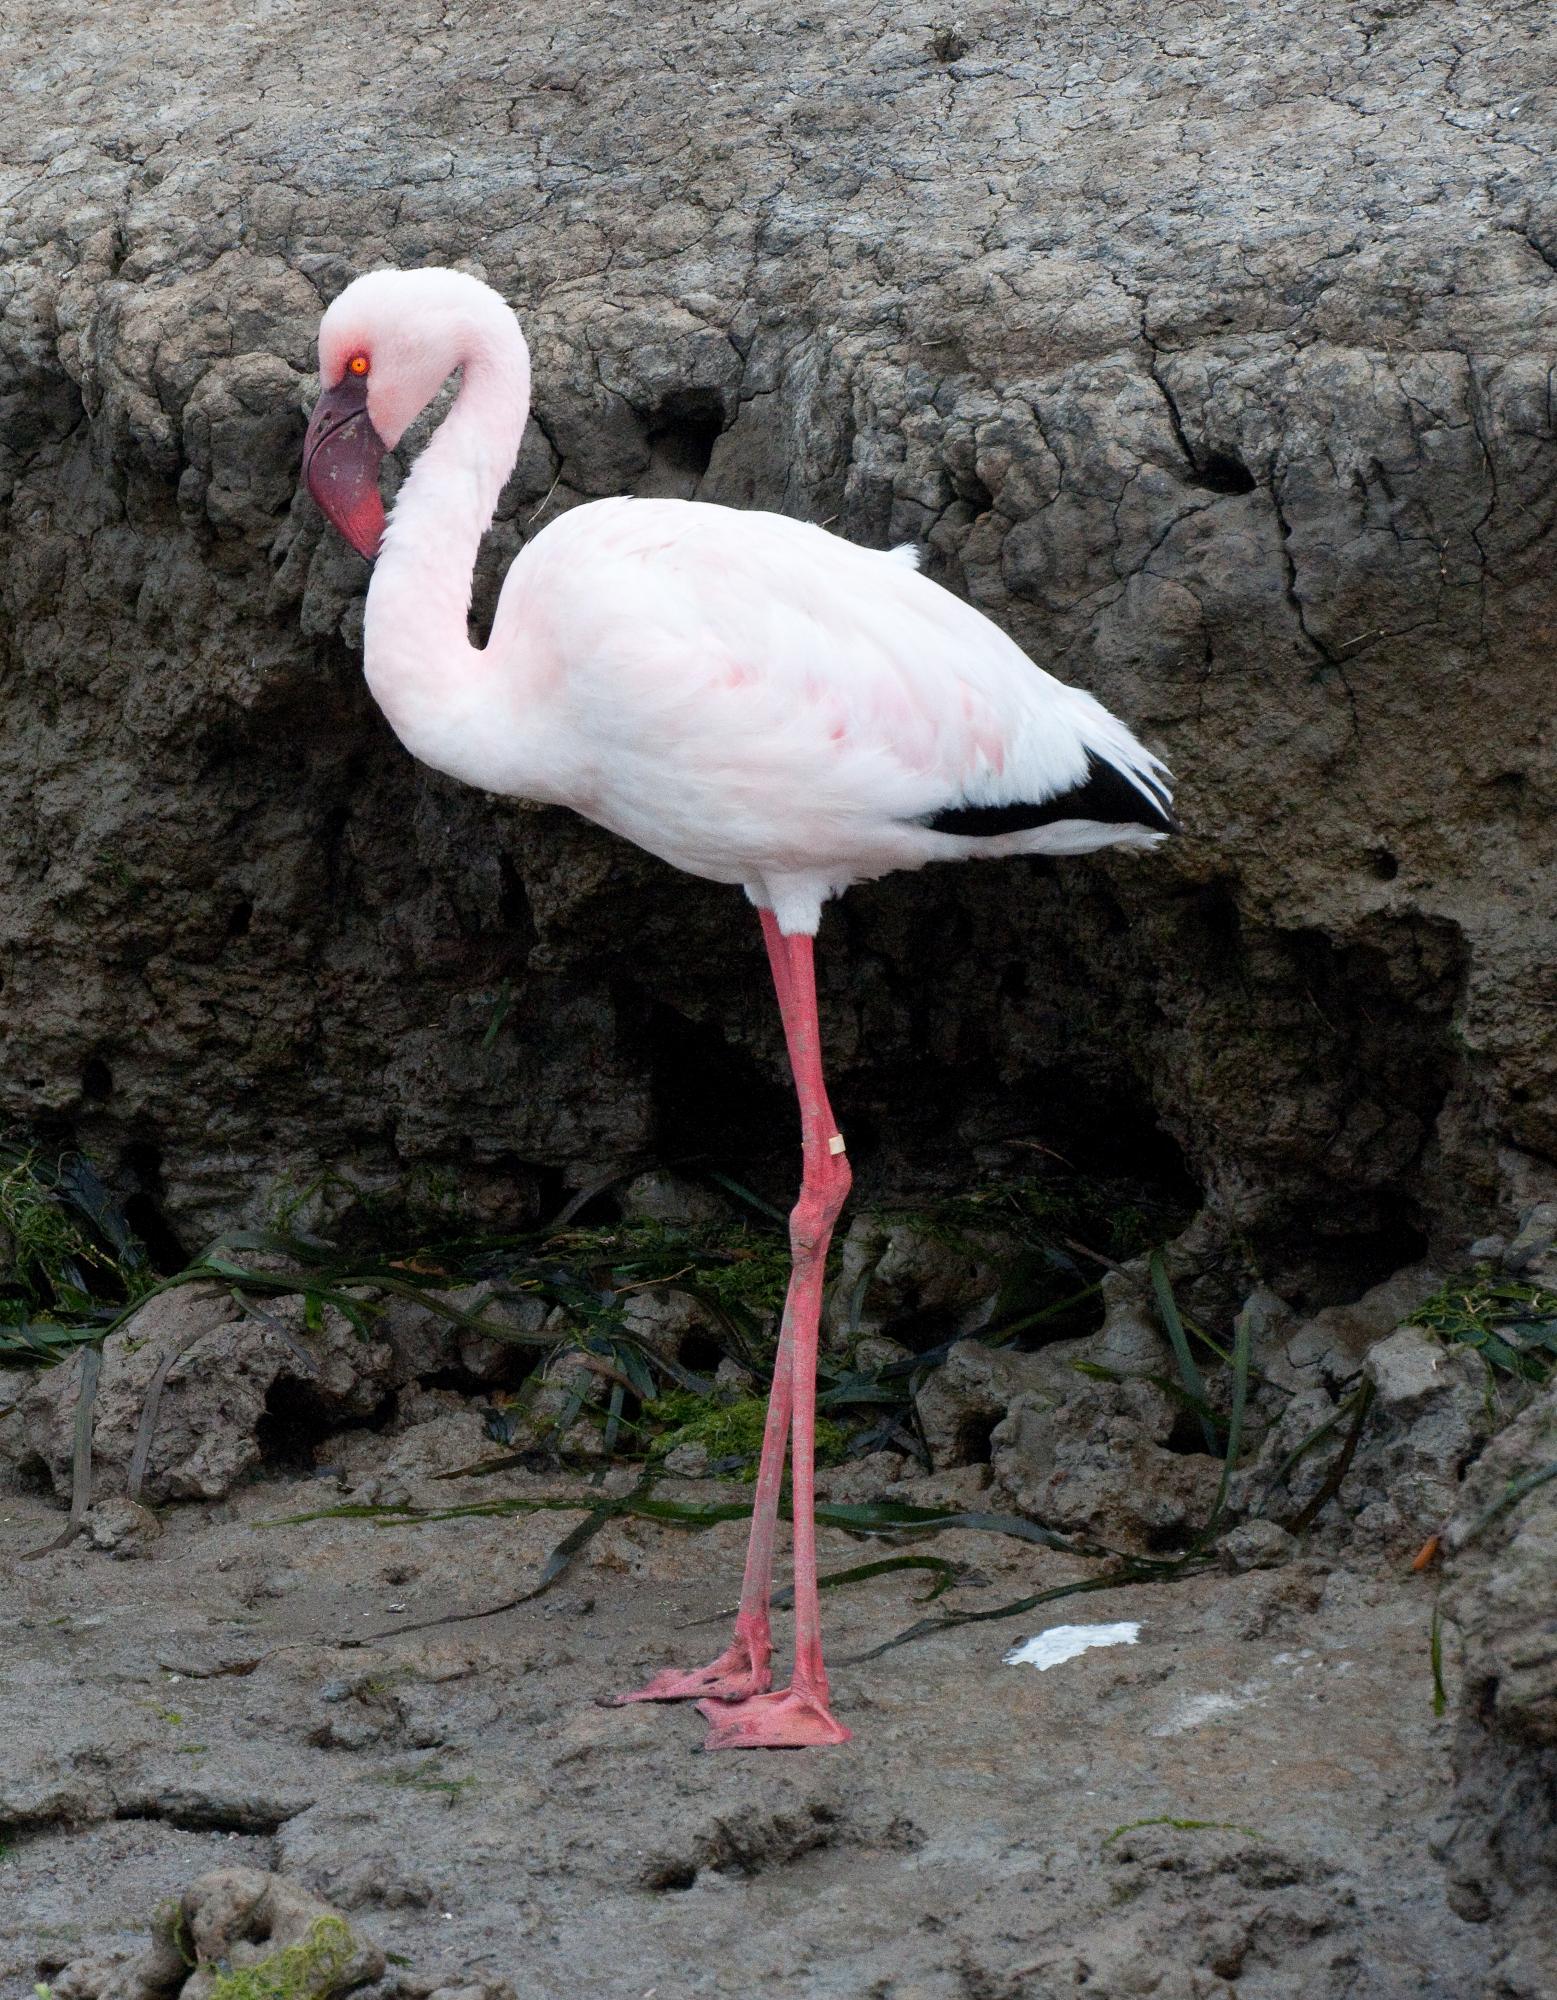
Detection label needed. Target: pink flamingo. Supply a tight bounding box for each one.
[301,268,1175,1751]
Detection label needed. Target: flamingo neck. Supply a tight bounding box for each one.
[361,321,532,782]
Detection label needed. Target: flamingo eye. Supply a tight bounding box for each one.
[347,353,370,377]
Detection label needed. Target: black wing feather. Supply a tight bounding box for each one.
[921,751,1178,838]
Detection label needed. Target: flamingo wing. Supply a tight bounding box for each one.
[493,498,1171,874]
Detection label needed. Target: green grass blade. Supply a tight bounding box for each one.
[22,1343,100,1559]
[704,1172,788,1225]
[481,978,512,1050]
[772,1554,968,1608]
[1197,1290,1252,1542]
[1284,1380,1375,1536]
[1150,1252,1218,1453]
[1458,1459,1557,1545]
[844,1561,1210,1664]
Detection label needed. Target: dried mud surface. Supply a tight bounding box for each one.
[1,1456,1485,2000]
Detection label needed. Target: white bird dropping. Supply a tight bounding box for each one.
[1005,1622,1143,1670]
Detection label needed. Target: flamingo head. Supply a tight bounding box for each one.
[303,267,525,561]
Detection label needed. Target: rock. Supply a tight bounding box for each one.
[180,1870,383,2000]
[851,1334,912,1373]
[914,1338,1050,1468]
[10,1269,565,1511]
[1504,1202,1557,1283]
[913,1274,1175,1474]
[49,1957,134,2000]
[826,1214,1008,1349]
[1240,1385,1341,1522]
[516,1349,612,1458]
[1265,1262,1444,1393]
[376,1285,547,1386]
[1218,1518,1297,1570]
[1365,1324,1464,1407]
[0,1365,36,1488]
[620,1286,725,1367]
[84,1497,163,1556]
[991,1378,1222,1550]
[660,1441,710,1477]
[1443,1379,1557,1747]
[618,1170,729,1230]
[1241,1307,1491,1550]
[1437,1377,1557,1982]
[1233,1284,1298,1363]
[816,1449,922,1503]
[14,1283,397,1505]
[713,1356,758,1396]
[51,1868,382,2000]
[1089,1270,1178,1377]
[1352,1329,1490,1548]
[881,1461,992,1509]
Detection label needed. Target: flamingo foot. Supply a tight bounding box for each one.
[607,1634,772,1706]
[696,1686,852,1751]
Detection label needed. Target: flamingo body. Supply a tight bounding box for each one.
[475,498,1170,932]
[300,267,1176,1750]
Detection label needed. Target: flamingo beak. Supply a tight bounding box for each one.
[303,373,387,560]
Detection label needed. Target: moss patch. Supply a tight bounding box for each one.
[648,1390,847,1475]
[205,1916,357,2000]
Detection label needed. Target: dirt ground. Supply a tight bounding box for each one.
[1,1447,1485,2000]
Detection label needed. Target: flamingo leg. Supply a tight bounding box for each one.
[610,915,852,1744]
[700,921,852,1749]
[608,911,807,1708]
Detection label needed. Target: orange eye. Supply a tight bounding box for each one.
[347,353,370,377]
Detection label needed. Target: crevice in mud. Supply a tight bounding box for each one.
[676,1325,727,1374]
[112,1795,303,1836]
[637,390,729,497]
[256,1380,396,1470]
[635,992,795,1182]
[1192,451,1256,495]
[1143,345,1255,495]
[496,853,539,953]
[1164,1406,1217,1457]
[1144,1521,1196,1555]
[642,1859,699,1892]
[117,1139,188,1271]
[642,1800,894,1893]
[415,1355,534,1402]
[949,1407,999,1464]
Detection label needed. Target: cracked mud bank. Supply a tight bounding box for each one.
[1,1,1555,1289]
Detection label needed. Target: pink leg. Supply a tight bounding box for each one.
[700,924,852,1749]
[609,911,806,1707]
